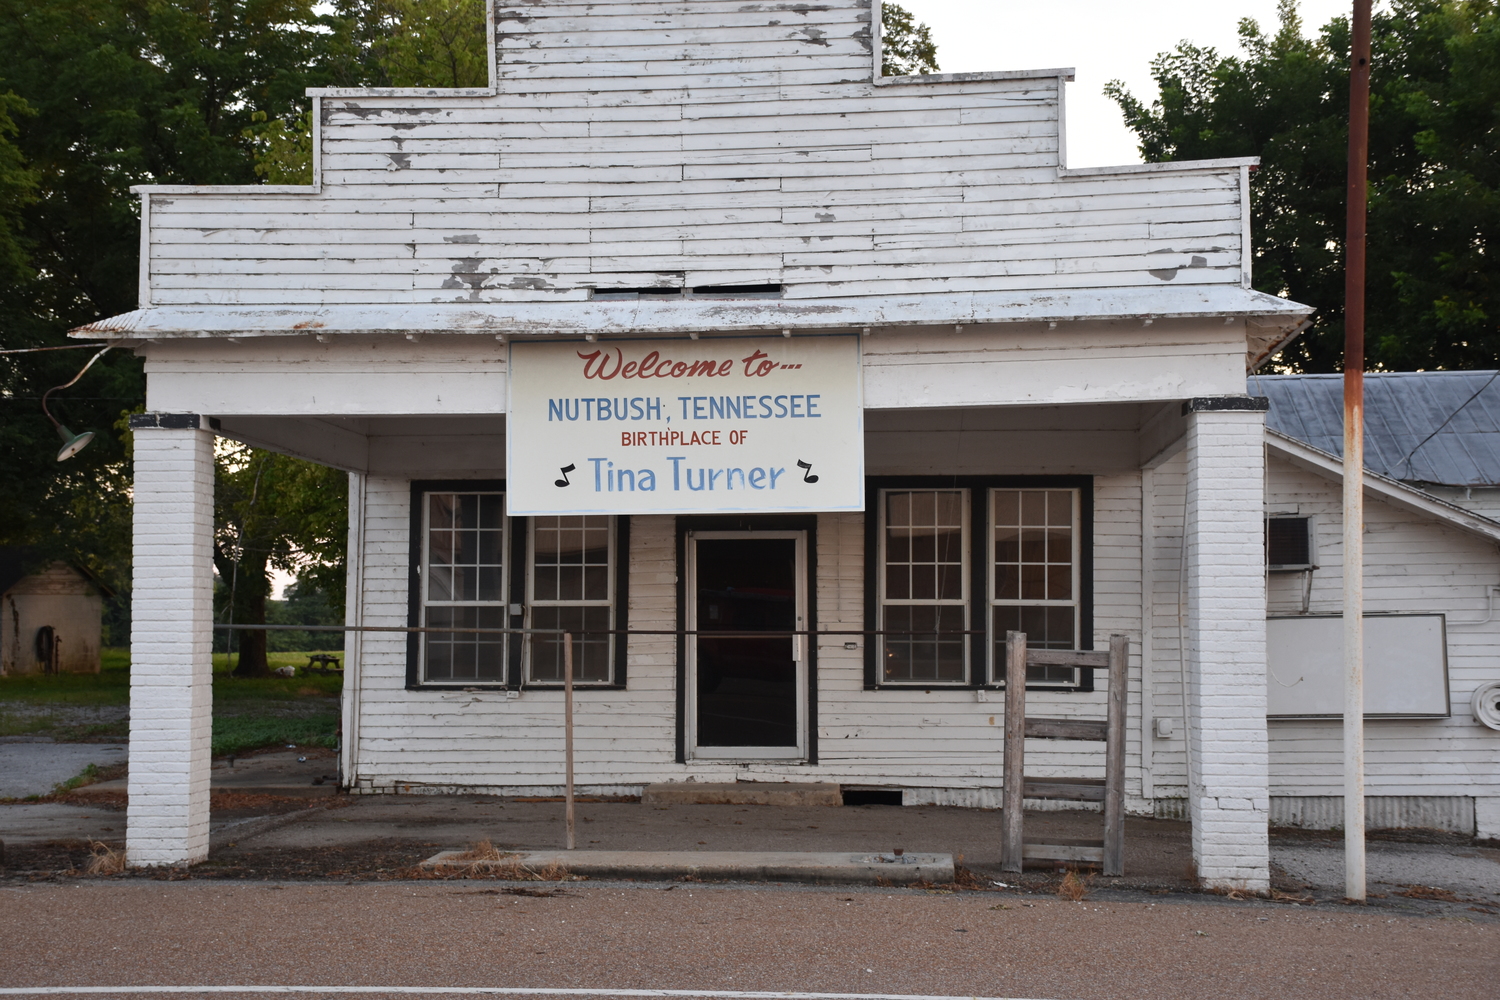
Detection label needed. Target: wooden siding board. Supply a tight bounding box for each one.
[134,2,1255,310]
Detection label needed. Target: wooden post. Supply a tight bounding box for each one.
[1001,630,1027,873]
[564,631,575,852]
[1103,633,1128,877]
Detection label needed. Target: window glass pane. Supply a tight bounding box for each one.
[429,494,456,530]
[530,606,612,683]
[991,488,1081,686]
[885,563,910,600]
[422,491,506,683]
[880,489,967,683]
[1020,490,1046,524]
[424,606,506,682]
[936,525,963,562]
[528,516,613,684]
[480,494,505,529]
[883,604,966,683]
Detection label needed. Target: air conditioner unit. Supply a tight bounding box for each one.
[1266,515,1317,571]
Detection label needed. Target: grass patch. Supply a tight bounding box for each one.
[0,648,131,706]
[3,648,343,754]
[213,711,340,758]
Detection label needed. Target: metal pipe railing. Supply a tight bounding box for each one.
[212,623,988,638]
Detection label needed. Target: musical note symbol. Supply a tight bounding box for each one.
[555,463,576,488]
[796,459,819,484]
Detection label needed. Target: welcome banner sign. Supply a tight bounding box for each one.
[506,335,863,515]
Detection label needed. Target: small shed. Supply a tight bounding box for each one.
[0,550,106,675]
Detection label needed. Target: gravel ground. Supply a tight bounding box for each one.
[0,879,1494,1000]
[0,740,128,799]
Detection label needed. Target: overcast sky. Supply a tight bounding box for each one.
[901,1,1364,166]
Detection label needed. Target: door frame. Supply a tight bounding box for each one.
[675,515,819,765]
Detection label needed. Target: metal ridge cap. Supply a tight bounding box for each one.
[1060,157,1260,177]
[874,67,1075,87]
[69,288,1317,338]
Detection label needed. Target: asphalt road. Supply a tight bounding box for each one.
[0,881,1495,1000]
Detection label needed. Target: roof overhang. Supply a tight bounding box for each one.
[73,285,1313,358]
[1267,430,1500,544]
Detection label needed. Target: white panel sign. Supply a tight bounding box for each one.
[506,335,863,515]
[1266,614,1450,718]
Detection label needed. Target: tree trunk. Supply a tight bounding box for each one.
[215,546,273,678]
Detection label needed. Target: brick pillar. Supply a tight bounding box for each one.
[127,414,215,867]
[1183,397,1270,891]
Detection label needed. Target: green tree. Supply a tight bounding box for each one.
[215,442,348,676]
[0,1,360,591]
[1107,0,1500,372]
[882,2,940,77]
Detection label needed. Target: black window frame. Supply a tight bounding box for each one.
[863,476,1094,693]
[405,479,629,690]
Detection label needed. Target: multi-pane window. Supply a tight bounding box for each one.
[421,492,507,682]
[991,489,1081,685]
[878,489,969,683]
[528,515,615,684]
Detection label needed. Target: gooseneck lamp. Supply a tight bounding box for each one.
[40,345,111,462]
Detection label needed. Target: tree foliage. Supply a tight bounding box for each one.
[214,442,347,676]
[332,0,489,88]
[0,1,362,597]
[0,1,380,638]
[1107,0,1500,373]
[882,2,940,77]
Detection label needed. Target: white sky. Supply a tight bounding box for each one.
[902,0,1361,167]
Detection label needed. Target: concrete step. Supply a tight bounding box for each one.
[641,781,842,806]
[422,848,954,885]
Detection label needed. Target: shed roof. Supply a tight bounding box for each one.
[1250,370,1500,487]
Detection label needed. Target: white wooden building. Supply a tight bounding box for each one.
[1254,373,1500,840]
[79,0,1339,884]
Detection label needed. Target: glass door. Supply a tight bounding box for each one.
[686,530,807,760]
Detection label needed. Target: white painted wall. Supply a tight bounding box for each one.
[137,1,1252,309]
[343,413,1153,806]
[1262,456,1500,831]
[1143,450,1500,837]
[143,321,1252,429]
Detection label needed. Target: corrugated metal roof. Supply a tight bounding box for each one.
[1249,371,1500,487]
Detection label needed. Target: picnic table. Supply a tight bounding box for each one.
[304,653,342,673]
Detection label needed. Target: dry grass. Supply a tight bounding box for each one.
[84,842,126,875]
[1056,868,1092,902]
[414,841,572,882]
[1397,884,1460,902]
[450,839,510,862]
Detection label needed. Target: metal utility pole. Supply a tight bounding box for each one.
[1343,0,1372,903]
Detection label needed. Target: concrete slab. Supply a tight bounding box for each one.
[0,741,127,799]
[641,781,843,806]
[1273,840,1500,901]
[0,803,126,845]
[77,747,339,799]
[423,848,954,884]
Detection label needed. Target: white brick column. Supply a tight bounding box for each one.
[1183,397,1270,891]
[127,414,215,867]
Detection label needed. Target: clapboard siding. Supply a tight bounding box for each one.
[1261,457,1500,801]
[1142,453,1500,805]
[139,0,1248,308]
[348,465,1155,796]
